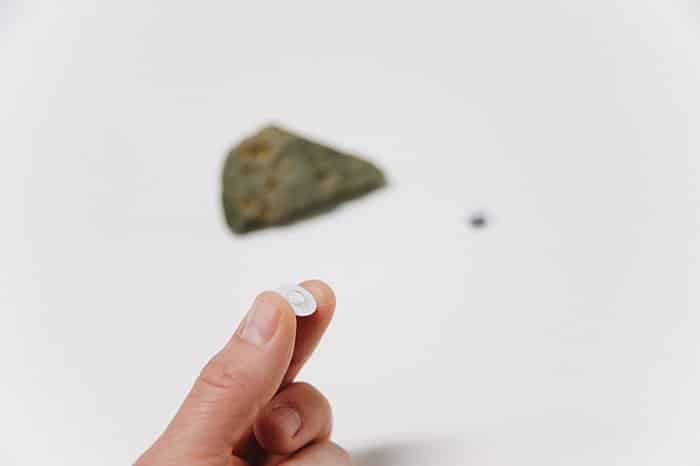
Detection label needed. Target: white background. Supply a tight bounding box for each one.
[1,1,699,465]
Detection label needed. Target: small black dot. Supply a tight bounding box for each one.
[469,213,488,229]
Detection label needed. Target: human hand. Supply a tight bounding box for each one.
[135,280,350,466]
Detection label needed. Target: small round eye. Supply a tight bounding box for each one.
[275,284,317,317]
[287,290,305,306]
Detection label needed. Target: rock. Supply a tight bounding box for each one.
[222,125,386,233]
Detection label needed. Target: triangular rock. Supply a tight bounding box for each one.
[222,125,386,233]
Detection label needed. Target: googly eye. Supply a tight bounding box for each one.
[275,284,317,317]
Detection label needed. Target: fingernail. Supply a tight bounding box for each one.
[239,298,279,347]
[269,406,302,437]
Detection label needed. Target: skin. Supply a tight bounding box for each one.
[135,280,351,466]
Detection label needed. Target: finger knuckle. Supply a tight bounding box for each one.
[327,442,352,465]
[291,381,318,394]
[198,356,259,397]
[288,382,333,435]
[292,381,325,400]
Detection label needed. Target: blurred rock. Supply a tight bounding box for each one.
[222,125,386,234]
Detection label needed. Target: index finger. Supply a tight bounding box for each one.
[281,279,336,386]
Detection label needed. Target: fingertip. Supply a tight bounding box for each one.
[278,281,336,385]
[225,290,298,358]
[256,290,298,330]
[254,382,332,455]
[299,280,336,318]
[254,405,302,453]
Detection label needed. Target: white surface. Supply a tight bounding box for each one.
[1,1,700,465]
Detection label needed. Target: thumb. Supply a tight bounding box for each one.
[156,291,297,459]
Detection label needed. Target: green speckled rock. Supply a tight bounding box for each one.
[222,126,386,233]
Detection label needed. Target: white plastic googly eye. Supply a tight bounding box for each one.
[275,284,317,317]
